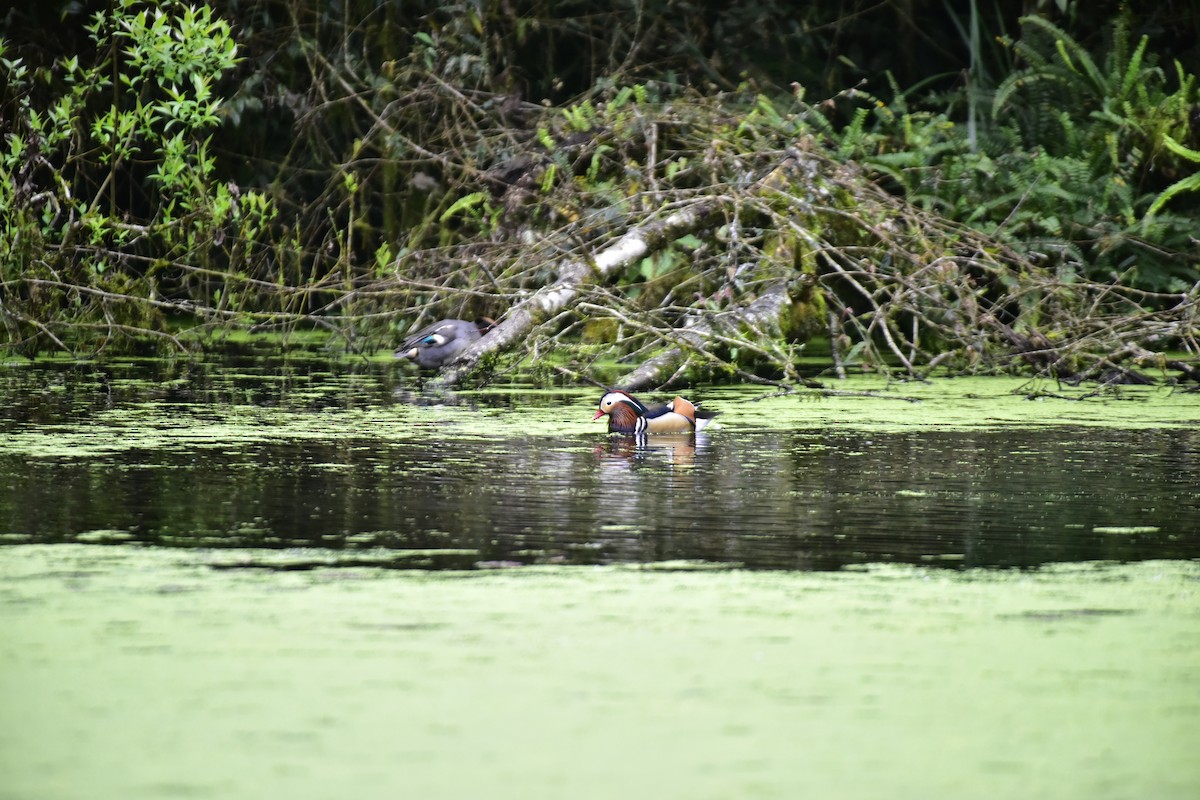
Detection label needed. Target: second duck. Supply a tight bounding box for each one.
[395,318,492,369]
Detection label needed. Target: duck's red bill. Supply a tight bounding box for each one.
[591,410,605,421]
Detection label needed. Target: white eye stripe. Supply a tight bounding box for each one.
[600,391,624,407]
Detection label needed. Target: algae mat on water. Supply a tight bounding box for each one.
[1,545,1198,800]
[2,376,1200,460]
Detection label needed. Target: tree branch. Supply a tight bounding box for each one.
[429,199,721,388]
[613,279,797,390]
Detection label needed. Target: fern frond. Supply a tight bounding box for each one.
[1021,15,1105,97]
[1147,173,1200,217]
[1118,35,1150,101]
[1006,35,1053,71]
[1161,134,1200,163]
[837,106,870,159]
[991,69,1072,118]
[1146,135,1200,217]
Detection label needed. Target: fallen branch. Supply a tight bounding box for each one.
[427,152,823,388]
[429,199,721,388]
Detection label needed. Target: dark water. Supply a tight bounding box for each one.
[2,353,1198,570]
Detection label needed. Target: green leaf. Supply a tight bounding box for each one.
[439,192,488,222]
[1147,173,1200,217]
[1161,134,1200,164]
[540,162,557,194]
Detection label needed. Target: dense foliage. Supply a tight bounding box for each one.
[1,0,1197,385]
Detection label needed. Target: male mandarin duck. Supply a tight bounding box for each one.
[395,318,492,368]
[592,390,719,434]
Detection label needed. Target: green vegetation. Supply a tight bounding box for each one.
[2,362,1198,462]
[2,1,1197,386]
[3,546,1198,798]
[850,15,1198,291]
[0,1,286,355]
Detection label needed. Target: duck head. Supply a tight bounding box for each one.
[592,390,648,433]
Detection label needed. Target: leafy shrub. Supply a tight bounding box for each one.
[840,16,1199,292]
[0,0,275,353]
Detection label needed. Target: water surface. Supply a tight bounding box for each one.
[2,353,1199,570]
[3,425,1199,570]
[2,351,1198,799]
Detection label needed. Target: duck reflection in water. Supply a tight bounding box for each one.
[595,432,711,468]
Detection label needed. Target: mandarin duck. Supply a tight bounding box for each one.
[592,390,719,434]
[395,318,492,368]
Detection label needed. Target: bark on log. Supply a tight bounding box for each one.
[429,200,720,388]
